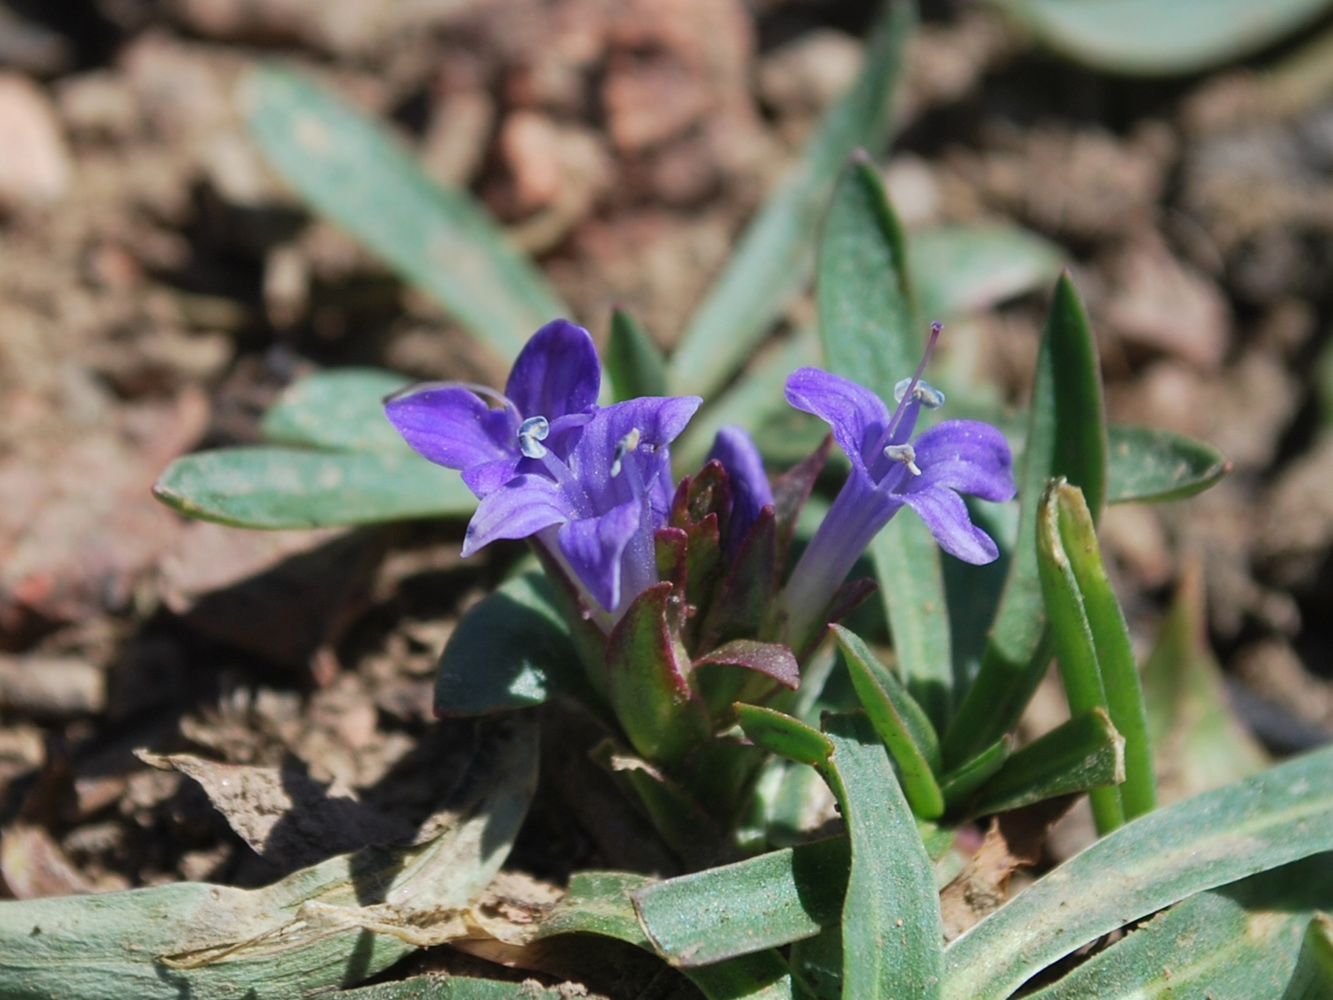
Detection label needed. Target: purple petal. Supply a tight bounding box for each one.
[566,395,702,508]
[784,367,891,472]
[505,319,601,421]
[706,425,774,545]
[557,500,642,611]
[900,486,1000,564]
[904,420,1016,503]
[460,456,522,498]
[462,474,570,557]
[385,386,515,471]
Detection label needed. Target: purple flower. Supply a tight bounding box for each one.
[706,425,775,551]
[385,319,702,616]
[780,329,1015,644]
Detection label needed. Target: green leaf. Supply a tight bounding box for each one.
[435,571,583,715]
[938,737,1011,811]
[607,308,669,402]
[789,926,843,1000]
[667,0,916,398]
[154,447,476,528]
[966,709,1123,818]
[910,224,1063,321]
[0,719,537,1000]
[737,704,834,768]
[831,626,944,819]
[815,156,954,731]
[1037,480,1155,829]
[1106,424,1229,503]
[1026,854,1333,1000]
[940,744,1333,1000]
[605,583,711,766]
[990,0,1333,76]
[634,837,851,966]
[242,65,565,365]
[1141,561,1268,803]
[261,368,412,452]
[822,713,942,1000]
[944,272,1107,766]
[1284,914,1333,1000]
[538,872,793,1000]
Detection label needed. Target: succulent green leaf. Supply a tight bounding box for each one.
[435,571,583,715]
[667,0,916,398]
[822,713,943,1000]
[737,704,834,768]
[242,65,565,365]
[1106,424,1229,503]
[941,744,1333,1000]
[945,272,1107,766]
[1037,480,1155,827]
[1026,855,1333,1000]
[965,708,1123,818]
[938,736,1012,811]
[0,720,537,1000]
[1284,914,1333,1000]
[634,837,851,965]
[607,308,670,402]
[261,368,412,452]
[154,447,476,529]
[989,0,1333,76]
[537,872,793,1000]
[605,583,711,766]
[910,224,1063,321]
[831,626,944,819]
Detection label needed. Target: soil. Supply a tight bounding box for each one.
[2,0,1333,994]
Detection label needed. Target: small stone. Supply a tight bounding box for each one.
[0,72,71,208]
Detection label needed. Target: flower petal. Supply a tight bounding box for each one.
[707,425,774,547]
[903,420,1016,503]
[557,500,643,611]
[461,474,569,557]
[900,486,1000,564]
[505,319,601,421]
[566,394,702,509]
[385,386,515,472]
[784,367,891,472]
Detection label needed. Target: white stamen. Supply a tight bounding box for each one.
[884,443,922,476]
[518,415,550,459]
[893,377,946,410]
[610,427,641,477]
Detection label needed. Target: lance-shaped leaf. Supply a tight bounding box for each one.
[1037,480,1154,830]
[243,65,565,364]
[434,570,584,716]
[154,447,477,529]
[605,583,711,766]
[817,156,954,733]
[536,871,793,1000]
[910,223,1063,321]
[700,508,777,648]
[667,0,916,398]
[1026,854,1333,1000]
[607,308,669,402]
[938,737,1011,811]
[696,641,801,691]
[830,625,944,819]
[945,272,1107,766]
[941,744,1333,1000]
[0,719,537,1000]
[261,368,412,452]
[963,709,1123,819]
[737,704,834,768]
[821,713,943,1000]
[1106,425,1229,504]
[635,836,851,965]
[336,976,571,1000]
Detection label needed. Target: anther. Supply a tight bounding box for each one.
[518,415,550,459]
[610,427,641,478]
[893,378,946,409]
[883,443,921,476]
